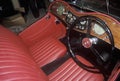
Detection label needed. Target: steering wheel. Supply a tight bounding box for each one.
[67,15,115,74]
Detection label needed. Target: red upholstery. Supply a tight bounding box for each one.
[0,20,103,81]
[48,56,104,81]
[29,37,67,67]
[0,26,48,81]
[19,13,67,67]
[19,13,66,46]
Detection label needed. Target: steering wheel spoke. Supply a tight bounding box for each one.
[86,18,93,35]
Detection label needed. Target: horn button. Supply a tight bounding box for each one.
[82,38,92,48]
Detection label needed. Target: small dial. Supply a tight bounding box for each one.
[66,12,76,24]
[75,20,87,30]
[67,13,73,18]
[80,21,86,25]
[56,5,65,15]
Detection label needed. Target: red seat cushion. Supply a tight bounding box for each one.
[19,13,66,46]
[0,26,48,81]
[48,56,104,81]
[19,13,67,67]
[29,38,67,67]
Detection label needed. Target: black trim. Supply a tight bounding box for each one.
[41,54,70,75]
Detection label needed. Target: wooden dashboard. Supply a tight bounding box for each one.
[49,1,120,49]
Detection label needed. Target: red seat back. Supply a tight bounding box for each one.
[0,26,48,81]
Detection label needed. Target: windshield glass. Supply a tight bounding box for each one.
[66,0,120,21]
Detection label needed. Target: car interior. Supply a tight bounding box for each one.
[0,0,120,81]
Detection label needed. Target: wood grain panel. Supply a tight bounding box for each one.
[50,1,120,49]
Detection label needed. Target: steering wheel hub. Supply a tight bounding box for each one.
[82,38,92,48]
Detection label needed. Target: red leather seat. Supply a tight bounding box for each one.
[19,13,67,67]
[48,56,104,81]
[29,38,67,67]
[0,23,104,81]
[0,26,48,81]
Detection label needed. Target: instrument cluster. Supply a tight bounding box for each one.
[49,1,105,35]
[49,1,77,25]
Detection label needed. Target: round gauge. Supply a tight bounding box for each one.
[93,23,105,35]
[56,5,65,15]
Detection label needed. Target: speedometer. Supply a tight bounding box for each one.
[93,23,105,35]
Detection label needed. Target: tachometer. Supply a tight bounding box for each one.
[93,23,105,35]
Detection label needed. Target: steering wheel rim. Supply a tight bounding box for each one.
[67,15,115,74]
